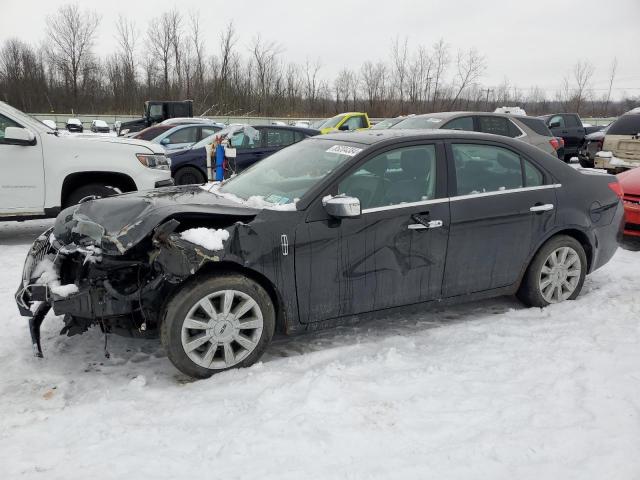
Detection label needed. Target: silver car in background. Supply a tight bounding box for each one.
[392,112,560,157]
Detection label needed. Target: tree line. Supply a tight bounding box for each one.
[0,4,637,118]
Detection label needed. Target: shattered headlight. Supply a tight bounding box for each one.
[137,153,170,170]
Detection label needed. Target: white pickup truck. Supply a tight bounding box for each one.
[0,101,173,221]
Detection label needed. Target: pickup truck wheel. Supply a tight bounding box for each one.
[174,166,206,185]
[64,184,121,207]
[161,274,275,379]
[578,157,594,168]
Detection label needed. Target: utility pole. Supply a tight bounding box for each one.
[483,88,494,111]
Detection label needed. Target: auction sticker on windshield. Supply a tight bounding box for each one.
[326,145,363,157]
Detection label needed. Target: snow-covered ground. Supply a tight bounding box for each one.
[1,219,639,479]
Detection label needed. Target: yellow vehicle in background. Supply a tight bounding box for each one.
[317,112,371,134]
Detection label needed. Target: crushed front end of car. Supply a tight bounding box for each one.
[15,186,260,357]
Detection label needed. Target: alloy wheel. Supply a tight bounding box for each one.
[180,289,264,369]
[538,246,582,303]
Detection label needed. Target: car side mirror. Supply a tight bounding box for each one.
[549,121,561,129]
[160,138,170,145]
[3,127,36,146]
[323,196,361,218]
[338,123,350,131]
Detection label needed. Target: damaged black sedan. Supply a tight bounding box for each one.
[16,130,623,378]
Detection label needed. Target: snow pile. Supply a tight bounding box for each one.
[2,220,640,479]
[180,228,230,251]
[50,283,79,297]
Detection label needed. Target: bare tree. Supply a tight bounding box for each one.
[604,57,618,116]
[303,58,322,114]
[407,45,432,109]
[167,10,183,94]
[391,36,409,113]
[147,12,174,96]
[189,11,206,104]
[430,39,449,110]
[45,4,100,107]
[448,48,485,109]
[250,36,282,114]
[572,60,595,114]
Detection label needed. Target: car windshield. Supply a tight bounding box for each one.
[217,139,361,206]
[317,114,345,130]
[391,116,445,129]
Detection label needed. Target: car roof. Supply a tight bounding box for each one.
[254,125,320,134]
[319,128,506,145]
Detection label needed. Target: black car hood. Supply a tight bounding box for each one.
[54,186,260,255]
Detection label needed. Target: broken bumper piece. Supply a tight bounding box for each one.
[15,227,55,317]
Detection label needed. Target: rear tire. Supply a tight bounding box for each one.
[161,274,275,378]
[174,166,206,185]
[64,183,120,207]
[578,157,594,168]
[517,235,587,308]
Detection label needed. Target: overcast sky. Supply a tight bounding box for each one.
[1,0,638,99]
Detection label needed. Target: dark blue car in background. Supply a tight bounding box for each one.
[168,124,319,185]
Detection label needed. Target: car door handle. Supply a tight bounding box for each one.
[408,219,443,230]
[530,204,554,212]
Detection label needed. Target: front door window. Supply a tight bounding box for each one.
[338,145,436,210]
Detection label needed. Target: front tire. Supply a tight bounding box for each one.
[517,235,587,307]
[64,183,121,207]
[174,166,206,185]
[161,274,275,378]
[578,156,594,168]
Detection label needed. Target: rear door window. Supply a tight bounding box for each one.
[452,143,545,196]
[517,117,553,136]
[477,116,511,137]
[442,116,474,131]
[265,128,296,147]
[564,115,579,127]
[452,144,523,195]
[167,126,198,144]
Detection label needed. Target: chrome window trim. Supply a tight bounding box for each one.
[360,184,562,213]
[362,197,449,214]
[450,184,562,202]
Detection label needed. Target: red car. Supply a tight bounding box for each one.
[618,168,640,237]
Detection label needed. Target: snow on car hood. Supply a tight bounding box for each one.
[53,185,260,255]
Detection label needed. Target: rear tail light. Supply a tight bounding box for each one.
[549,138,560,150]
[608,182,624,199]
